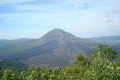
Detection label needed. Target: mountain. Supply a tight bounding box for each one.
[0,39,11,47]
[88,36,120,43]
[0,29,119,67]
[19,29,97,67]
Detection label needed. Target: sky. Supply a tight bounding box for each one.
[0,0,120,39]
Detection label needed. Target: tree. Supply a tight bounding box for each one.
[75,53,90,67]
[95,44,117,61]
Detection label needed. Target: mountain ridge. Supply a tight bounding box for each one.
[88,36,120,43]
[0,29,119,67]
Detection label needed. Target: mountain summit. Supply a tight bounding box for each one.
[41,28,94,44]
[41,28,75,42]
[0,29,97,67]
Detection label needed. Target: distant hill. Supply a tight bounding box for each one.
[0,29,120,68]
[14,38,34,41]
[0,39,11,47]
[0,38,33,47]
[88,36,120,43]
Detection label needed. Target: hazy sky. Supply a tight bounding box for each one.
[0,0,120,39]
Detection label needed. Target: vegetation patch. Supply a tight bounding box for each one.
[0,44,120,80]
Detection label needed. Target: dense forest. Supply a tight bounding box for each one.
[0,44,120,80]
[0,60,28,72]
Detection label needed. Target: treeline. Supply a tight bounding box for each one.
[0,60,28,72]
[0,44,120,80]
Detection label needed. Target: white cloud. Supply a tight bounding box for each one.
[112,7,120,14]
[14,4,48,11]
[67,0,85,7]
[21,28,49,39]
[104,12,111,17]
[0,14,11,19]
[0,27,50,39]
[106,19,113,22]
[111,25,120,27]
[0,0,35,4]
[0,0,120,39]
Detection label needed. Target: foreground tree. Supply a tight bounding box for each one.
[95,44,117,61]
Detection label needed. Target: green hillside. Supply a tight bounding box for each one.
[0,39,44,56]
[0,44,120,80]
[0,60,28,72]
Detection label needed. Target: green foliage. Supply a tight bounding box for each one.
[95,44,117,61]
[0,44,120,80]
[75,53,90,67]
[0,60,28,73]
